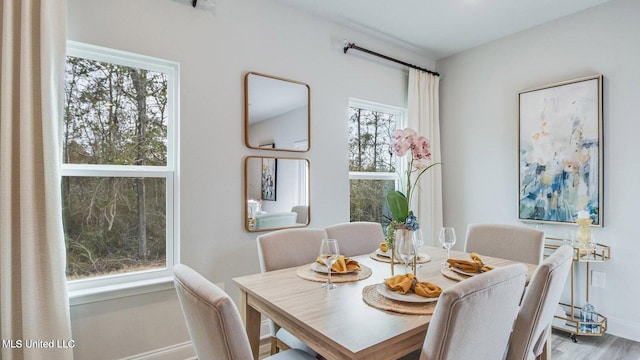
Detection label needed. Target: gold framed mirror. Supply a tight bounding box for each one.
[244,72,310,152]
[244,156,310,232]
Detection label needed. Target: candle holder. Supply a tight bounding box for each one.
[575,218,593,255]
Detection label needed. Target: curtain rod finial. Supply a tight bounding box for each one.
[343,40,353,54]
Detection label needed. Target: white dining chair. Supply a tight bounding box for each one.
[506,245,573,360]
[325,221,384,257]
[464,223,545,264]
[257,228,328,356]
[419,263,528,360]
[173,264,315,360]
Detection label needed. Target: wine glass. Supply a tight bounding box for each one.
[439,227,457,267]
[319,239,340,289]
[413,229,424,268]
[394,231,416,274]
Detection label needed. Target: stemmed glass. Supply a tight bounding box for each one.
[413,229,424,268]
[394,231,416,274]
[319,239,340,289]
[439,227,457,267]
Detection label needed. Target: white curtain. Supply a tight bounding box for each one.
[1,1,73,359]
[407,68,443,246]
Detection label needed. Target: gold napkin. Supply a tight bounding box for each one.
[447,252,494,273]
[379,242,388,252]
[384,274,442,298]
[316,255,361,273]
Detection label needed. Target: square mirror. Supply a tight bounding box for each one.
[244,156,310,232]
[245,72,310,152]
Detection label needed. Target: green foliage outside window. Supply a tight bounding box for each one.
[63,56,169,280]
[348,106,399,228]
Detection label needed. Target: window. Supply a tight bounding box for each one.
[348,99,405,228]
[62,41,179,300]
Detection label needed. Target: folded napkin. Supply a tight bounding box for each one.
[384,274,442,298]
[447,252,494,273]
[379,242,388,252]
[316,255,361,273]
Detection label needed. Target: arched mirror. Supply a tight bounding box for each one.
[245,72,310,152]
[245,156,310,232]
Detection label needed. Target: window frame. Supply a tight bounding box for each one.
[63,41,180,305]
[348,98,407,223]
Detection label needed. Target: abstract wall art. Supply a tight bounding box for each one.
[518,75,603,226]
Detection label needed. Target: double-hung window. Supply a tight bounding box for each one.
[62,42,179,302]
[348,99,406,228]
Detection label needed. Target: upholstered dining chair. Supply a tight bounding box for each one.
[173,264,315,360]
[464,224,545,265]
[257,228,328,356]
[325,221,384,257]
[420,263,528,360]
[505,245,573,360]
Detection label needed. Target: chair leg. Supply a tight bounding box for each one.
[276,338,291,352]
[270,336,278,355]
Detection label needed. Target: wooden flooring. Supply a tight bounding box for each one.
[551,330,640,360]
[259,330,640,359]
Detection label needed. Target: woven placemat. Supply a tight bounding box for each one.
[440,266,473,282]
[296,263,372,283]
[362,284,437,315]
[369,252,431,264]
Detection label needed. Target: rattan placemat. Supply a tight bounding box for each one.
[362,284,437,315]
[296,263,372,283]
[369,252,431,264]
[440,266,472,282]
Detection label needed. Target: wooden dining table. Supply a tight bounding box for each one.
[233,246,538,360]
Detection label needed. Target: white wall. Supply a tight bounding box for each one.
[67,0,435,358]
[437,0,640,341]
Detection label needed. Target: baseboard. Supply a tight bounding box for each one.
[607,317,640,342]
[119,341,196,360]
[118,318,270,359]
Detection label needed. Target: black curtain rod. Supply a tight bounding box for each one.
[343,42,439,77]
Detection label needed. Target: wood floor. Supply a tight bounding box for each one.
[259,330,640,359]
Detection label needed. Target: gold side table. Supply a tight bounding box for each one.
[544,237,610,342]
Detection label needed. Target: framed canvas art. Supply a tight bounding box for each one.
[261,157,277,201]
[518,75,603,226]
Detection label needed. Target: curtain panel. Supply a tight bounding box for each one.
[407,69,443,246]
[0,1,73,359]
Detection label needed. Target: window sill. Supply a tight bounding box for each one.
[69,276,175,306]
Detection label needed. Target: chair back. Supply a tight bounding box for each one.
[325,221,384,257]
[173,264,253,360]
[464,224,545,264]
[506,245,573,360]
[257,228,328,272]
[421,264,528,360]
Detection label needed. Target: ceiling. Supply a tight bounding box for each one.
[272,0,610,60]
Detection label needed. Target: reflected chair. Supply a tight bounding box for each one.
[173,264,315,360]
[506,245,573,360]
[290,205,309,224]
[257,228,328,356]
[420,263,528,360]
[325,221,384,257]
[464,224,545,264]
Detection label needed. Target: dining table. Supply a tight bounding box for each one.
[233,245,538,360]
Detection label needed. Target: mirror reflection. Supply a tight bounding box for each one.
[245,156,310,232]
[245,72,310,152]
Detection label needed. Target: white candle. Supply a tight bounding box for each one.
[577,210,590,219]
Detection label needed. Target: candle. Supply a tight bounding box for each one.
[577,210,590,219]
